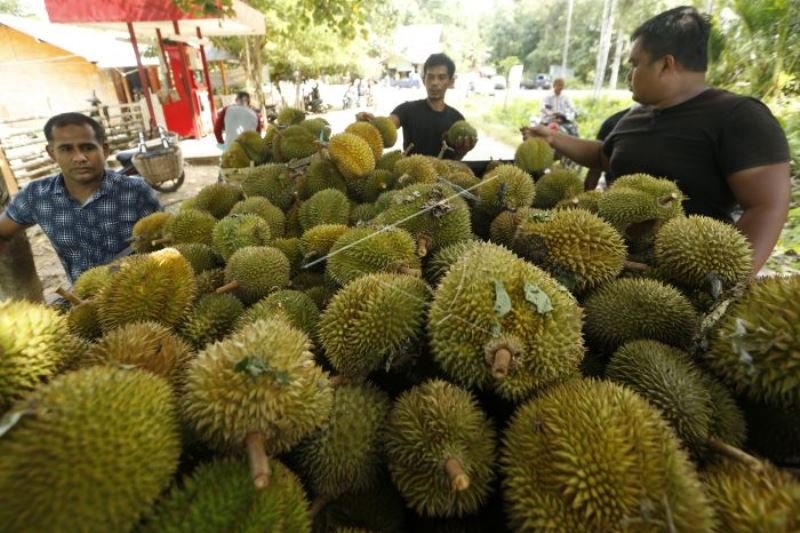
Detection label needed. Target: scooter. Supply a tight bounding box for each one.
[116,127,185,193]
[530,110,580,168]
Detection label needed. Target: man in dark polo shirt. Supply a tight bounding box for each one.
[358,53,476,160]
[584,107,632,191]
[0,112,162,283]
[522,6,791,273]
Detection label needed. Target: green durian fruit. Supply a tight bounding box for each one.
[221,141,251,169]
[371,116,398,148]
[583,277,697,353]
[131,211,172,253]
[173,242,220,273]
[212,213,272,261]
[221,246,290,305]
[298,384,391,498]
[271,237,303,277]
[300,224,350,263]
[240,164,295,211]
[236,289,320,339]
[349,169,396,203]
[230,196,287,238]
[179,293,245,350]
[477,164,535,216]
[376,150,403,172]
[285,201,304,237]
[277,106,306,127]
[326,226,421,286]
[301,117,332,141]
[232,130,269,164]
[141,457,311,533]
[489,207,543,247]
[195,267,226,297]
[0,366,180,532]
[502,379,716,532]
[384,380,496,518]
[532,167,583,208]
[163,208,217,246]
[193,182,244,219]
[555,190,603,213]
[394,154,437,188]
[446,120,478,147]
[424,240,480,286]
[328,133,376,181]
[73,263,116,299]
[276,124,318,162]
[299,189,350,231]
[299,156,348,200]
[428,242,584,402]
[319,273,430,378]
[514,137,554,173]
[349,203,380,225]
[66,298,102,340]
[346,122,384,162]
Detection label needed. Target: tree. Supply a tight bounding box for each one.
[592,0,616,96]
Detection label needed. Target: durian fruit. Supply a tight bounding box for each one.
[298,383,391,498]
[394,154,438,187]
[349,169,396,203]
[432,159,473,179]
[300,224,350,263]
[371,116,398,148]
[384,380,496,518]
[299,189,351,231]
[236,289,320,339]
[301,117,332,141]
[583,277,697,353]
[212,213,272,261]
[319,273,430,379]
[429,242,584,402]
[489,207,543,247]
[85,321,193,387]
[275,124,318,162]
[377,149,403,172]
[66,297,102,340]
[193,182,244,219]
[173,242,220,273]
[291,271,326,291]
[328,133,376,180]
[446,120,478,148]
[532,167,583,208]
[299,156,349,200]
[502,379,716,532]
[346,122,384,161]
[326,226,421,286]
[514,137,554,174]
[654,215,752,291]
[372,183,473,257]
[0,299,67,410]
[0,366,180,532]
[221,141,251,169]
[703,274,800,409]
[183,316,333,488]
[73,263,116,299]
[230,196,287,238]
[195,267,226,296]
[305,286,328,311]
[510,208,626,293]
[277,106,306,127]
[131,211,172,253]
[232,130,269,164]
[438,167,480,195]
[56,332,93,373]
[179,293,245,350]
[141,457,311,533]
[271,237,303,277]
[240,164,295,211]
[218,246,290,305]
[161,208,217,246]
[98,248,196,331]
[703,459,800,532]
[477,164,535,217]
[285,200,304,237]
[424,240,480,286]
[555,189,603,213]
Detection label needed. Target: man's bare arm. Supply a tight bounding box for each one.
[727,162,792,275]
[521,126,608,171]
[355,112,401,129]
[0,211,28,254]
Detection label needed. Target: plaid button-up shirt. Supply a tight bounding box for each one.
[6,170,161,282]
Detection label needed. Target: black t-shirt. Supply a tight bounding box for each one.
[392,99,465,158]
[603,89,790,222]
[596,108,631,141]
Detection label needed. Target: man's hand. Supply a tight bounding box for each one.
[355,112,375,122]
[452,135,476,156]
[520,125,556,144]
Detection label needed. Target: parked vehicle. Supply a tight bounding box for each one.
[391,74,422,89]
[534,73,552,89]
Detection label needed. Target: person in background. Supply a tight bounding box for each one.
[540,78,577,124]
[583,107,631,191]
[214,91,262,147]
[522,6,791,274]
[0,113,161,283]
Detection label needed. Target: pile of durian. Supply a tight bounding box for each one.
[1,108,799,532]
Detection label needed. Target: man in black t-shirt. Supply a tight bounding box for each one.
[358,53,476,160]
[522,6,791,274]
[584,107,631,191]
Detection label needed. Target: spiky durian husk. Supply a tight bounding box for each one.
[173,243,220,273]
[702,459,800,532]
[384,380,496,517]
[349,169,396,203]
[705,377,747,448]
[371,116,398,148]
[98,248,196,331]
[240,164,295,211]
[428,242,584,402]
[583,277,697,353]
[346,122,384,162]
[298,383,391,498]
[0,299,66,409]
[131,211,172,253]
[73,264,115,299]
[328,133,376,181]
[229,196,287,238]
[163,208,217,246]
[195,267,226,297]
[300,224,350,263]
[224,246,291,305]
[0,367,180,532]
[56,333,93,373]
[193,183,244,219]
[277,106,306,127]
[179,293,244,350]
[514,137,554,173]
[477,164,535,216]
[231,130,269,164]
[703,274,800,409]
[212,213,272,261]
[326,226,421,286]
[299,189,351,231]
[236,289,320,339]
[271,237,303,277]
[510,208,626,293]
[394,155,438,188]
[446,120,477,147]
[221,141,251,169]
[489,207,543,247]
[140,457,311,533]
[275,125,318,162]
[182,317,333,453]
[424,240,480,287]
[319,273,430,378]
[299,156,348,200]
[555,190,603,213]
[376,150,403,173]
[300,117,332,141]
[501,379,716,532]
[532,167,583,208]
[66,299,102,340]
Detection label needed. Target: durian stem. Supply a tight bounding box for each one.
[329,375,351,387]
[309,495,332,517]
[55,287,83,306]
[416,235,431,258]
[708,438,763,470]
[491,348,513,379]
[623,260,650,272]
[151,237,171,246]
[245,431,271,490]
[444,457,470,492]
[216,280,240,294]
[657,192,680,207]
[402,143,415,157]
[437,140,449,159]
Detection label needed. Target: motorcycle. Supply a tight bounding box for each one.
[530,109,580,168]
[116,127,185,193]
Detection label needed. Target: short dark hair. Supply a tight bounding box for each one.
[632,6,710,72]
[236,91,250,101]
[423,53,456,79]
[44,113,106,143]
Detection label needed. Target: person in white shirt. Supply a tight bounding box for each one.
[540,78,577,121]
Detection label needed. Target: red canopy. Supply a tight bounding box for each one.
[45,0,204,23]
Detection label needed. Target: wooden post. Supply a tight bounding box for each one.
[155,28,173,93]
[196,26,216,118]
[127,21,157,131]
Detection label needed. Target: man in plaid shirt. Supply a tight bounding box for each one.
[0,113,161,283]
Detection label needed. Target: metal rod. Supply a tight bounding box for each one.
[196,26,216,118]
[126,22,157,131]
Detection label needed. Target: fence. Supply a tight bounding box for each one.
[0,102,146,194]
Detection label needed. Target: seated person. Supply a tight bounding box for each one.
[0,112,162,283]
[214,91,262,148]
[358,53,476,160]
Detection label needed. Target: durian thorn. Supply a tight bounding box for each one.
[707,438,763,470]
[245,431,271,490]
[55,287,82,306]
[623,260,650,272]
[416,235,432,258]
[657,192,680,207]
[491,348,513,379]
[309,495,332,517]
[329,375,351,387]
[402,143,415,157]
[216,280,240,294]
[151,237,171,246]
[302,251,318,261]
[444,457,470,492]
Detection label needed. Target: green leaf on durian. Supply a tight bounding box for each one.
[493,279,512,317]
[234,355,270,378]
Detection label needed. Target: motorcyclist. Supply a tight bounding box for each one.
[537,78,578,136]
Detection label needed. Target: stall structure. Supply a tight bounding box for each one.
[44,0,264,138]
